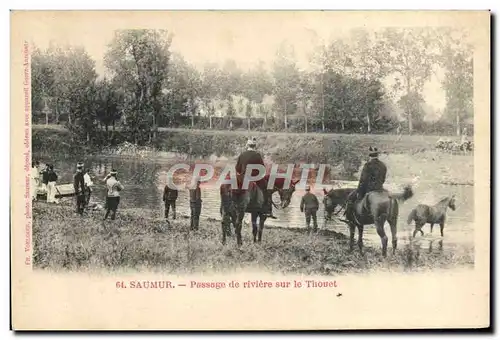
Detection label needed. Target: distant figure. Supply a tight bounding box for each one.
[163,176,178,220]
[300,185,320,231]
[73,162,86,215]
[461,127,468,144]
[104,169,124,221]
[396,123,402,142]
[46,164,59,204]
[31,161,40,201]
[40,163,50,194]
[189,177,202,230]
[83,168,94,207]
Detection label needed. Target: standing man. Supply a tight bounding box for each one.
[189,176,202,230]
[83,168,94,207]
[163,175,178,220]
[31,161,40,201]
[46,164,59,204]
[235,138,276,219]
[73,162,86,215]
[300,185,320,231]
[345,147,387,220]
[104,169,124,221]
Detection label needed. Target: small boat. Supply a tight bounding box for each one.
[36,183,76,200]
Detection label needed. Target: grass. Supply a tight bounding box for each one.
[33,203,474,274]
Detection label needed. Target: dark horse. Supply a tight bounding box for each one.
[220,176,299,246]
[407,195,456,238]
[322,187,356,221]
[325,186,414,257]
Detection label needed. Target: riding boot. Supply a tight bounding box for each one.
[265,191,277,219]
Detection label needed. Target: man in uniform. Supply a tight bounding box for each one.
[345,147,387,220]
[300,185,320,231]
[73,162,86,215]
[189,176,202,230]
[163,174,178,220]
[235,138,276,219]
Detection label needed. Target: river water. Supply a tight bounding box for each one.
[38,155,475,254]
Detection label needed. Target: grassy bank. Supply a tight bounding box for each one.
[33,203,474,274]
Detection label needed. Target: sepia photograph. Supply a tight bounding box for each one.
[10,10,490,330]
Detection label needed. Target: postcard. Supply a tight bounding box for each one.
[10,10,490,330]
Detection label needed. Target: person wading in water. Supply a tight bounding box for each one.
[235,138,277,219]
[73,162,86,215]
[345,147,388,221]
[104,169,124,220]
[300,185,320,231]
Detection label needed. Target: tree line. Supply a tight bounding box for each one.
[31,27,473,147]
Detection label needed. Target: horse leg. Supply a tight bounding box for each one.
[251,212,258,243]
[430,223,434,234]
[357,224,364,255]
[235,210,245,247]
[413,222,424,238]
[440,222,445,237]
[389,200,399,255]
[221,208,228,245]
[375,218,388,257]
[257,214,266,243]
[348,223,356,253]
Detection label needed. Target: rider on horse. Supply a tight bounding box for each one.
[235,138,277,219]
[345,146,387,220]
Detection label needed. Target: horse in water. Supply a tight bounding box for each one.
[220,176,299,246]
[322,187,356,221]
[338,186,414,257]
[407,195,456,238]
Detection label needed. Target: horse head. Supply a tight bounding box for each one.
[323,191,335,221]
[276,179,299,209]
[449,194,457,211]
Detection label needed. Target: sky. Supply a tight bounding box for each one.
[23,11,472,112]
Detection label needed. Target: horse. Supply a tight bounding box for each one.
[407,195,456,238]
[220,176,299,246]
[322,187,356,221]
[335,185,414,257]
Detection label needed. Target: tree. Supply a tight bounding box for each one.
[104,29,172,143]
[376,28,437,133]
[434,28,473,135]
[348,28,388,132]
[166,53,201,128]
[94,78,122,142]
[272,41,301,130]
[245,100,253,131]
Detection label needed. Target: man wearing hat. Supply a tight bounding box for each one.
[189,176,202,230]
[73,162,86,215]
[345,147,387,219]
[104,169,124,220]
[163,173,178,220]
[235,138,277,219]
[300,185,320,231]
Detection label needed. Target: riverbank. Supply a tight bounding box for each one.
[32,125,473,184]
[33,203,474,274]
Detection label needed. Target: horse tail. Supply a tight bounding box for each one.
[407,209,416,225]
[388,185,414,203]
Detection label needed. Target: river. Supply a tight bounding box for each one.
[37,154,475,255]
